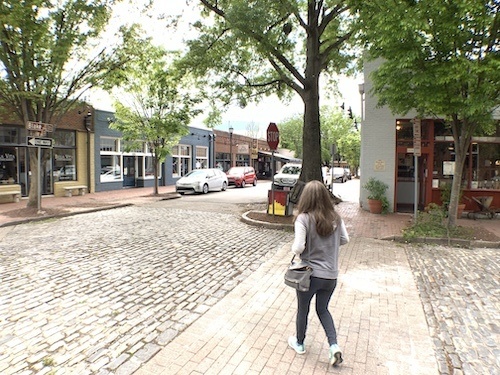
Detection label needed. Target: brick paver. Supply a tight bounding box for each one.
[407,246,500,375]
[0,204,292,374]
[0,183,498,375]
[137,237,438,375]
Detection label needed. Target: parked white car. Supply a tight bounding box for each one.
[332,167,348,183]
[324,167,348,187]
[176,168,228,194]
[273,163,302,190]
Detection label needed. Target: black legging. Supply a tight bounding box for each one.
[296,277,338,346]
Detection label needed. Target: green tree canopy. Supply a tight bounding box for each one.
[356,0,499,226]
[0,0,143,207]
[112,43,202,195]
[279,106,360,170]
[182,0,358,185]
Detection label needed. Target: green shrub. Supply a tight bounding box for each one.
[403,203,473,240]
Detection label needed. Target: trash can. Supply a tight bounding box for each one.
[268,189,294,216]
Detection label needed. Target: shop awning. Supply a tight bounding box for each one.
[258,151,301,163]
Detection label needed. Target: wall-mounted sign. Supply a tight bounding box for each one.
[374,160,386,171]
[237,144,249,153]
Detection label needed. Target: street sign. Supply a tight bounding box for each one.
[27,136,53,148]
[26,121,54,132]
[266,122,279,150]
[413,118,421,156]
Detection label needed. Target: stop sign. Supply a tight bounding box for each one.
[267,122,279,150]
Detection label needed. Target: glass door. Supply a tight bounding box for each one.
[123,156,136,187]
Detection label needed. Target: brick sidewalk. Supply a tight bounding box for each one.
[1,184,497,374]
[135,237,438,375]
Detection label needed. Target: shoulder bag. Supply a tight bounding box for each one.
[284,217,313,292]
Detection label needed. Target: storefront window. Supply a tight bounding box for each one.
[0,127,20,144]
[172,145,191,177]
[52,130,76,182]
[123,140,144,153]
[0,147,18,184]
[433,141,500,190]
[236,154,250,166]
[53,149,76,181]
[100,137,118,152]
[53,130,75,147]
[195,146,208,169]
[99,137,122,183]
[433,142,460,188]
[215,152,229,171]
[472,143,500,190]
[145,156,156,177]
[100,155,122,182]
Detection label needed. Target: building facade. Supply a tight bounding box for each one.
[360,59,500,213]
[0,106,302,202]
[0,107,92,202]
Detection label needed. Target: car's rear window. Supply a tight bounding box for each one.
[228,167,246,173]
[282,166,301,174]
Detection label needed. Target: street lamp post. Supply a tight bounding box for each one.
[229,125,234,169]
[358,83,365,122]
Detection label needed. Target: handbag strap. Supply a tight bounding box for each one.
[291,214,311,263]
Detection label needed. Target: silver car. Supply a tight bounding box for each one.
[175,168,228,194]
[272,163,302,190]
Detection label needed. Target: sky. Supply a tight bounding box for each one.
[90,0,363,137]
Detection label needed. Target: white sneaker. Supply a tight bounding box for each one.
[288,336,305,354]
[329,344,343,366]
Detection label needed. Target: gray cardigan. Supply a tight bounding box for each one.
[291,213,349,279]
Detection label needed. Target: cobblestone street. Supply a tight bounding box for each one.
[0,191,498,375]
[0,202,293,374]
[406,246,500,375]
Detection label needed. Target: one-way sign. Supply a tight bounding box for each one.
[27,136,53,148]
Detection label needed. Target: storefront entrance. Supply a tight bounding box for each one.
[24,148,54,196]
[123,156,136,187]
[396,151,429,212]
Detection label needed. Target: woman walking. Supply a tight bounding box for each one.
[287,180,350,366]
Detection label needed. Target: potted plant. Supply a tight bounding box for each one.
[363,177,389,214]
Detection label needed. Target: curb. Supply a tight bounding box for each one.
[160,193,183,200]
[240,210,294,231]
[0,193,182,228]
[0,204,133,228]
[243,212,500,248]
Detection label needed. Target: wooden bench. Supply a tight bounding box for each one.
[0,190,21,203]
[63,185,88,197]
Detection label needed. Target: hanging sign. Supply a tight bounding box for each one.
[413,118,421,156]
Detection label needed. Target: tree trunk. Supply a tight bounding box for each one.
[153,154,159,196]
[300,5,323,184]
[27,148,40,209]
[301,86,322,183]
[447,132,470,227]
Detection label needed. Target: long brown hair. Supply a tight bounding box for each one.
[295,180,340,236]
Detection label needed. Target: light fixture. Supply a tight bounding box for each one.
[358,83,365,95]
[229,126,234,168]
